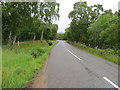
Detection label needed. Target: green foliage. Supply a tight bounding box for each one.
[65,1,118,51]
[43,23,58,40]
[2,2,59,45]
[66,1,104,43]
[57,33,66,40]
[2,41,58,88]
[88,14,118,49]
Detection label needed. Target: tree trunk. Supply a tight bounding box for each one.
[94,32,96,47]
[13,36,16,45]
[41,30,44,40]
[33,34,36,41]
[17,40,19,46]
[8,31,12,46]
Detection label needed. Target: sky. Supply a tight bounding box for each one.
[54,0,119,33]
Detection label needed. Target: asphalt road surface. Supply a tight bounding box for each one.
[46,40,119,88]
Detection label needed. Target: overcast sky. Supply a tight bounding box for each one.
[54,0,119,33]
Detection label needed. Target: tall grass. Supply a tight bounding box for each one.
[2,40,58,88]
[68,41,119,65]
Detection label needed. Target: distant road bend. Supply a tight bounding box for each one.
[46,40,119,88]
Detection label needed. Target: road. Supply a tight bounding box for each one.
[46,40,119,88]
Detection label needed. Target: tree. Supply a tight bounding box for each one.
[2,2,38,45]
[67,1,104,44]
[49,24,58,40]
[86,12,118,49]
[39,2,59,40]
[64,27,73,41]
[2,2,60,45]
[65,0,118,51]
[99,14,118,49]
[57,33,66,40]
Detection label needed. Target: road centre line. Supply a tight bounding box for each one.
[103,77,120,90]
[65,42,119,89]
[64,42,119,89]
[68,50,82,61]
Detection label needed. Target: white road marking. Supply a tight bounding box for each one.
[103,77,120,90]
[65,42,119,89]
[68,50,82,61]
[64,42,119,89]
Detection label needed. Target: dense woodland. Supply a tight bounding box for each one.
[2,1,120,53]
[56,33,65,40]
[65,1,120,52]
[2,2,59,45]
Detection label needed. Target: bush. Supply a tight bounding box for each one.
[31,48,45,58]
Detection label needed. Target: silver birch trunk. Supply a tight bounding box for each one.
[33,34,36,41]
[8,31,12,46]
[13,36,16,45]
[41,30,44,40]
[17,40,19,46]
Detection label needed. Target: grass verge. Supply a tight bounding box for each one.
[67,41,119,65]
[2,40,58,88]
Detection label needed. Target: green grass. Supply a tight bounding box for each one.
[2,40,58,88]
[67,41,119,65]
